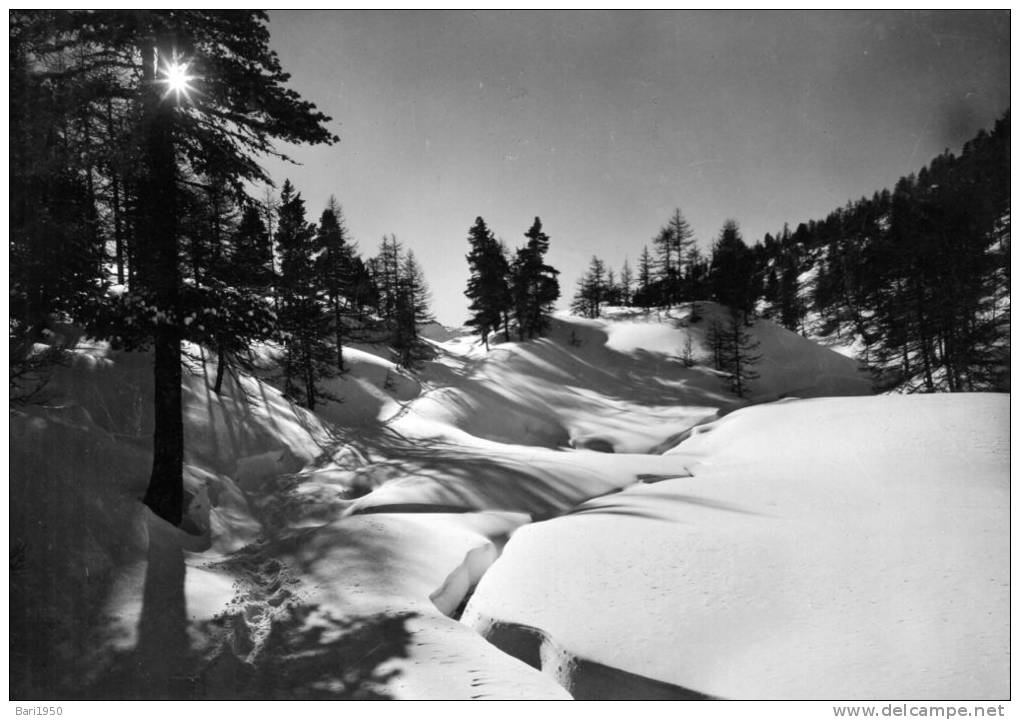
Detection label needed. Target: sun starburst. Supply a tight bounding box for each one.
[158,54,196,103]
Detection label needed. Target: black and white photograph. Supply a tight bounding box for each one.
[8,9,1010,710]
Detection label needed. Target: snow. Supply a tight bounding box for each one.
[462,393,1010,699]
[9,306,1008,701]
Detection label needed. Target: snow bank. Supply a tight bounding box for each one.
[462,394,1010,699]
[10,344,337,697]
[406,304,870,454]
[10,342,570,699]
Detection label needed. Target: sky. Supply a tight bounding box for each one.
[259,10,1010,326]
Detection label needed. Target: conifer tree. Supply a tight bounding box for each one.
[652,225,675,304]
[276,180,334,410]
[571,256,608,319]
[686,246,709,323]
[636,245,655,309]
[464,216,511,349]
[619,259,634,307]
[393,250,434,367]
[316,196,355,372]
[200,202,276,396]
[10,11,341,525]
[720,308,761,398]
[374,234,404,322]
[709,220,757,322]
[511,217,560,339]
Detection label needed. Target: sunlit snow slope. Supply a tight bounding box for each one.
[462,393,1010,699]
[9,304,1005,701]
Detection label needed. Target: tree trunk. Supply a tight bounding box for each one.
[107,99,125,285]
[334,296,344,372]
[304,337,316,411]
[213,344,227,395]
[141,40,184,527]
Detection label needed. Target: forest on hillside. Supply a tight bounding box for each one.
[567,114,1010,394]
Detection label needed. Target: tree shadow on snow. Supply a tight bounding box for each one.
[196,605,416,700]
[339,429,606,517]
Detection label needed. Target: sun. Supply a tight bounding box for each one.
[159,56,196,103]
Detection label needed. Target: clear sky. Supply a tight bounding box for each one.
[259,10,1009,326]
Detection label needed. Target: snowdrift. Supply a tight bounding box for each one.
[10,341,570,699]
[461,393,1010,699]
[402,303,871,454]
[10,307,1005,701]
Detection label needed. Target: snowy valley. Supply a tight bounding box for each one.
[10,303,1009,700]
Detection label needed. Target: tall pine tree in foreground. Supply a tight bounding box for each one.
[9,11,339,525]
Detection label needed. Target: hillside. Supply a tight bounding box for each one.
[9,305,1007,700]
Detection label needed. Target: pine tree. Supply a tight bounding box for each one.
[191,198,276,397]
[464,216,511,349]
[720,308,761,398]
[10,14,107,370]
[686,246,709,323]
[316,196,356,372]
[571,256,608,319]
[667,207,696,302]
[619,259,634,307]
[706,318,726,371]
[636,245,655,309]
[393,250,434,367]
[709,220,757,322]
[10,11,338,525]
[652,225,675,304]
[276,180,334,410]
[511,217,560,339]
[374,234,404,322]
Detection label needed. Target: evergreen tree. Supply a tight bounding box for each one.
[652,225,675,304]
[393,250,434,367]
[720,308,761,398]
[651,208,695,306]
[706,318,726,371]
[635,245,655,309]
[571,256,608,319]
[605,268,621,306]
[10,14,107,368]
[511,217,560,339]
[191,197,276,396]
[316,196,356,372]
[619,259,634,307]
[9,11,339,525]
[667,207,696,302]
[709,220,757,321]
[276,180,334,410]
[464,216,511,349]
[373,234,404,322]
[346,254,378,318]
[686,247,709,323]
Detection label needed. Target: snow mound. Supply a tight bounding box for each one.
[462,393,1010,699]
[10,344,338,697]
[404,304,871,453]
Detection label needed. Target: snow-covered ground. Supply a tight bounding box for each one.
[462,394,1010,699]
[8,303,1008,700]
